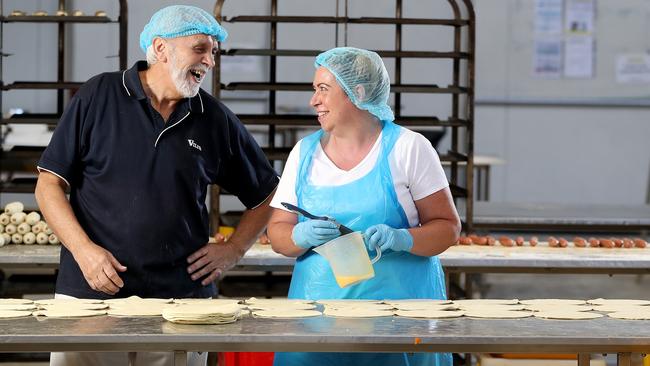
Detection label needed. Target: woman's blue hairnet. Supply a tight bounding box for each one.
[315,47,394,122]
[139,5,228,53]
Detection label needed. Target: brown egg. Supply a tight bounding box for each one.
[472,236,488,245]
[599,239,614,248]
[633,238,647,248]
[498,236,514,247]
[622,238,634,248]
[573,237,587,248]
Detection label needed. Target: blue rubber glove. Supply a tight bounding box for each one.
[364,224,413,253]
[291,219,340,249]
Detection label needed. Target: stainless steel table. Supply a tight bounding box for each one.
[0,314,648,366]
[2,244,649,315]
[441,245,650,274]
[3,243,650,274]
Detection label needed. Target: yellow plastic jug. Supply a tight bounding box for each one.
[313,232,381,288]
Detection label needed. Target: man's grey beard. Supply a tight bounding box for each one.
[169,52,205,98]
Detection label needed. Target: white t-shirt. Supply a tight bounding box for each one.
[270,127,449,227]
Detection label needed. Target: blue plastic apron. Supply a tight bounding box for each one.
[274,121,451,366]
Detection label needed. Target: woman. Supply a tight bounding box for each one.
[268,47,461,366]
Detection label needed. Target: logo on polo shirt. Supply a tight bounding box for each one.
[187,139,202,151]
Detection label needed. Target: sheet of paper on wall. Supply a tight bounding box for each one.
[565,0,595,34]
[616,54,650,84]
[534,0,563,35]
[533,38,563,79]
[563,36,594,78]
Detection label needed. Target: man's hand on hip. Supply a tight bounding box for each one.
[73,242,127,295]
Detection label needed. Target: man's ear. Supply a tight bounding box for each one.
[153,37,168,63]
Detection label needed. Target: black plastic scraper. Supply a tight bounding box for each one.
[281,202,353,235]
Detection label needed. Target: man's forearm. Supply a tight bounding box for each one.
[227,189,276,255]
[35,172,92,255]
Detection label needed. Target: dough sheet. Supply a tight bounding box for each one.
[394,309,465,319]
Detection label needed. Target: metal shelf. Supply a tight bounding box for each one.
[2,81,84,90]
[0,15,114,23]
[237,114,319,126]
[0,150,43,182]
[223,15,469,26]
[1,118,59,126]
[213,0,475,231]
[0,0,129,198]
[222,82,468,94]
[0,181,38,194]
[1,113,60,126]
[236,114,469,127]
[261,147,292,161]
[259,146,468,164]
[222,48,469,59]
[449,184,468,197]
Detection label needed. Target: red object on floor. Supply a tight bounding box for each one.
[217,352,274,366]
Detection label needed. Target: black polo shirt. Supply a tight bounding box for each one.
[38,61,278,299]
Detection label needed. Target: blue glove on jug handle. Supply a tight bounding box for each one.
[364,224,414,253]
[292,219,340,249]
[359,232,383,264]
[364,233,382,264]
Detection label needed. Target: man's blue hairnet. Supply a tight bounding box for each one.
[315,47,394,122]
[139,5,228,53]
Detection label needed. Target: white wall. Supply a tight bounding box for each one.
[474,0,650,204]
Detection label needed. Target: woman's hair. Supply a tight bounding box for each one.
[315,47,394,122]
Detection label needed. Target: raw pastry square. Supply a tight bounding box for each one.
[0,310,32,318]
[587,298,650,306]
[464,310,532,319]
[35,299,104,306]
[323,308,394,318]
[607,311,650,320]
[453,299,519,305]
[162,304,243,324]
[533,311,603,320]
[0,298,34,305]
[247,303,317,311]
[394,309,464,319]
[245,297,314,305]
[0,304,36,311]
[252,309,322,318]
[33,309,107,318]
[519,299,586,305]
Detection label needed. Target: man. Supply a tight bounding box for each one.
[35,5,278,365]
